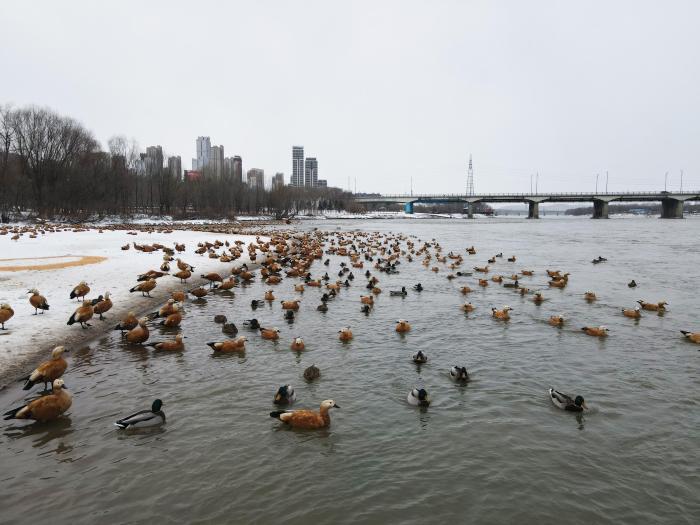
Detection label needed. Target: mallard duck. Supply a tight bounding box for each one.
[273,385,296,405]
[243,318,260,329]
[390,287,408,296]
[549,388,588,412]
[20,346,68,390]
[303,364,320,381]
[449,366,469,381]
[412,350,428,363]
[115,399,166,429]
[4,379,72,422]
[407,388,430,407]
[269,399,339,429]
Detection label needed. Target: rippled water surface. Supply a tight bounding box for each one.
[1,218,699,524]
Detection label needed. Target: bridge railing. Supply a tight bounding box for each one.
[355,191,699,199]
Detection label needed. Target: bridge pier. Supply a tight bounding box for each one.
[465,202,474,219]
[661,198,683,219]
[403,202,414,214]
[527,201,539,219]
[592,199,609,219]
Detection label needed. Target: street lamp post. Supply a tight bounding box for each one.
[596,173,599,193]
[665,171,668,191]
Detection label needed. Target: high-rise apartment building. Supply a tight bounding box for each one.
[304,157,318,187]
[272,172,285,189]
[167,156,182,180]
[247,168,265,190]
[233,156,243,185]
[144,146,164,178]
[195,136,211,170]
[209,145,224,177]
[291,146,304,186]
[316,179,327,187]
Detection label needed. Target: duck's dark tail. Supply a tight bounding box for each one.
[129,285,139,293]
[680,330,690,336]
[21,377,35,390]
[3,405,24,420]
[206,342,217,350]
[67,313,77,326]
[269,411,285,419]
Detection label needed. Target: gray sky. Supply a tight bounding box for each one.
[2,0,698,194]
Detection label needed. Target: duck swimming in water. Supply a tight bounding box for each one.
[395,319,411,333]
[582,326,609,337]
[413,283,423,291]
[407,388,430,407]
[270,399,339,429]
[244,318,260,329]
[273,385,296,405]
[622,306,642,319]
[449,366,469,381]
[628,280,637,288]
[549,388,588,412]
[390,286,408,297]
[115,399,165,429]
[412,350,428,363]
[303,364,320,381]
[317,303,329,312]
[4,379,72,422]
[680,330,700,344]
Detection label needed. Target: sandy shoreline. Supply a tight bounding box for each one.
[0,226,261,388]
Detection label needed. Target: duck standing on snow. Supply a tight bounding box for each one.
[4,379,72,422]
[407,388,430,407]
[115,399,165,429]
[273,385,296,405]
[27,289,49,314]
[269,399,339,429]
[93,292,113,320]
[0,303,14,329]
[549,388,588,412]
[67,300,94,328]
[20,346,68,390]
[70,281,90,301]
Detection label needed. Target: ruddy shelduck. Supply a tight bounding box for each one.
[637,300,667,312]
[680,331,700,344]
[20,346,68,390]
[270,399,339,429]
[549,315,565,327]
[28,289,49,315]
[0,303,14,329]
[338,327,353,342]
[395,319,411,333]
[207,337,247,352]
[622,307,642,319]
[492,306,512,320]
[582,326,609,337]
[4,379,72,422]
[126,318,150,344]
[147,334,184,351]
[290,337,305,351]
[67,300,94,328]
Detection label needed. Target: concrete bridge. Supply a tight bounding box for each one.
[353,191,700,219]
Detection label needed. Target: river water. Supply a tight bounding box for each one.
[1,217,698,524]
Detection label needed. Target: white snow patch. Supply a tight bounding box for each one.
[0,227,260,379]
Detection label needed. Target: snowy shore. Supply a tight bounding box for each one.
[0,226,259,386]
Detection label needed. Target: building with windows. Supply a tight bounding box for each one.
[195,136,211,170]
[167,156,182,180]
[233,156,243,184]
[144,146,163,179]
[209,145,224,177]
[247,168,265,190]
[272,172,285,189]
[291,146,304,186]
[304,157,318,187]
[316,179,327,187]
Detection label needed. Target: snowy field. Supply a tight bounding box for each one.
[0,226,259,382]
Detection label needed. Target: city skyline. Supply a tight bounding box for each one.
[2,1,698,194]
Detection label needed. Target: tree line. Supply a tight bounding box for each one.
[0,104,354,221]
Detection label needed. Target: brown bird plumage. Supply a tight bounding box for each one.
[67,300,94,328]
[0,303,14,329]
[93,292,113,320]
[21,346,68,390]
[4,379,72,422]
[270,399,339,429]
[126,318,150,344]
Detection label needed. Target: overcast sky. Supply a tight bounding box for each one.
[2,0,698,194]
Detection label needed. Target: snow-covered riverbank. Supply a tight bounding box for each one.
[0,226,258,384]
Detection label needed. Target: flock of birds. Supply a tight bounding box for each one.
[2,225,700,431]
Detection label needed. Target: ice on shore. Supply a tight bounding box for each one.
[0,226,258,381]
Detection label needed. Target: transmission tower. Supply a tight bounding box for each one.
[466,154,474,195]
